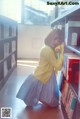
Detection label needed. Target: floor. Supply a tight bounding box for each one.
[0,60,64,119]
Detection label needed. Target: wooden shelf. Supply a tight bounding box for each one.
[74,101,80,119]
[0,36,17,42]
[0,64,16,90]
[51,6,80,27]
[51,6,80,55]
[67,46,80,56]
[0,15,17,25]
[0,15,17,89]
[51,6,80,119]
[0,51,16,64]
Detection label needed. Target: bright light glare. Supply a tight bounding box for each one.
[0,0,21,23]
[25,0,54,15]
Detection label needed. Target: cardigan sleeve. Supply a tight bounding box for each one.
[47,44,64,70]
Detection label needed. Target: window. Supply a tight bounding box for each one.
[0,0,21,23]
[24,0,55,25]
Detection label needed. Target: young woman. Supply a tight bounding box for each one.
[16,28,65,108]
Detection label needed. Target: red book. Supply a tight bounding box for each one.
[64,53,80,84]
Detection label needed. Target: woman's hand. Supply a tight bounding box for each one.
[55,47,61,59]
[55,46,61,53]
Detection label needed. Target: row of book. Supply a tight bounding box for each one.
[62,80,77,119]
[12,40,16,52]
[4,54,16,78]
[11,54,16,67]
[0,24,16,39]
[4,42,10,58]
[4,41,16,58]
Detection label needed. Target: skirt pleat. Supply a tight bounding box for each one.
[16,72,59,107]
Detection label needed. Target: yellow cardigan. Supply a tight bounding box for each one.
[34,44,64,84]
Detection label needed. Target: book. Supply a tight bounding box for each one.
[64,53,80,84]
[12,26,16,37]
[4,43,10,58]
[4,61,8,78]
[62,80,69,105]
[67,96,76,119]
[4,24,9,38]
[11,54,16,67]
[65,21,80,47]
[12,40,16,52]
[63,85,77,119]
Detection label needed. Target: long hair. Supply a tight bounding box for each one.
[45,28,64,47]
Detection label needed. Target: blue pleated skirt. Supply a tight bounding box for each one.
[16,72,59,107]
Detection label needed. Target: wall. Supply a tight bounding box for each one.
[18,24,52,59]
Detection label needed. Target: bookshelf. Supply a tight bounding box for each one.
[51,6,80,119]
[0,15,17,88]
[51,6,80,27]
[51,6,80,56]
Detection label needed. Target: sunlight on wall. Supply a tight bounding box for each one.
[17,59,38,68]
[0,0,21,23]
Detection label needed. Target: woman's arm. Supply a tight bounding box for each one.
[48,44,64,70]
